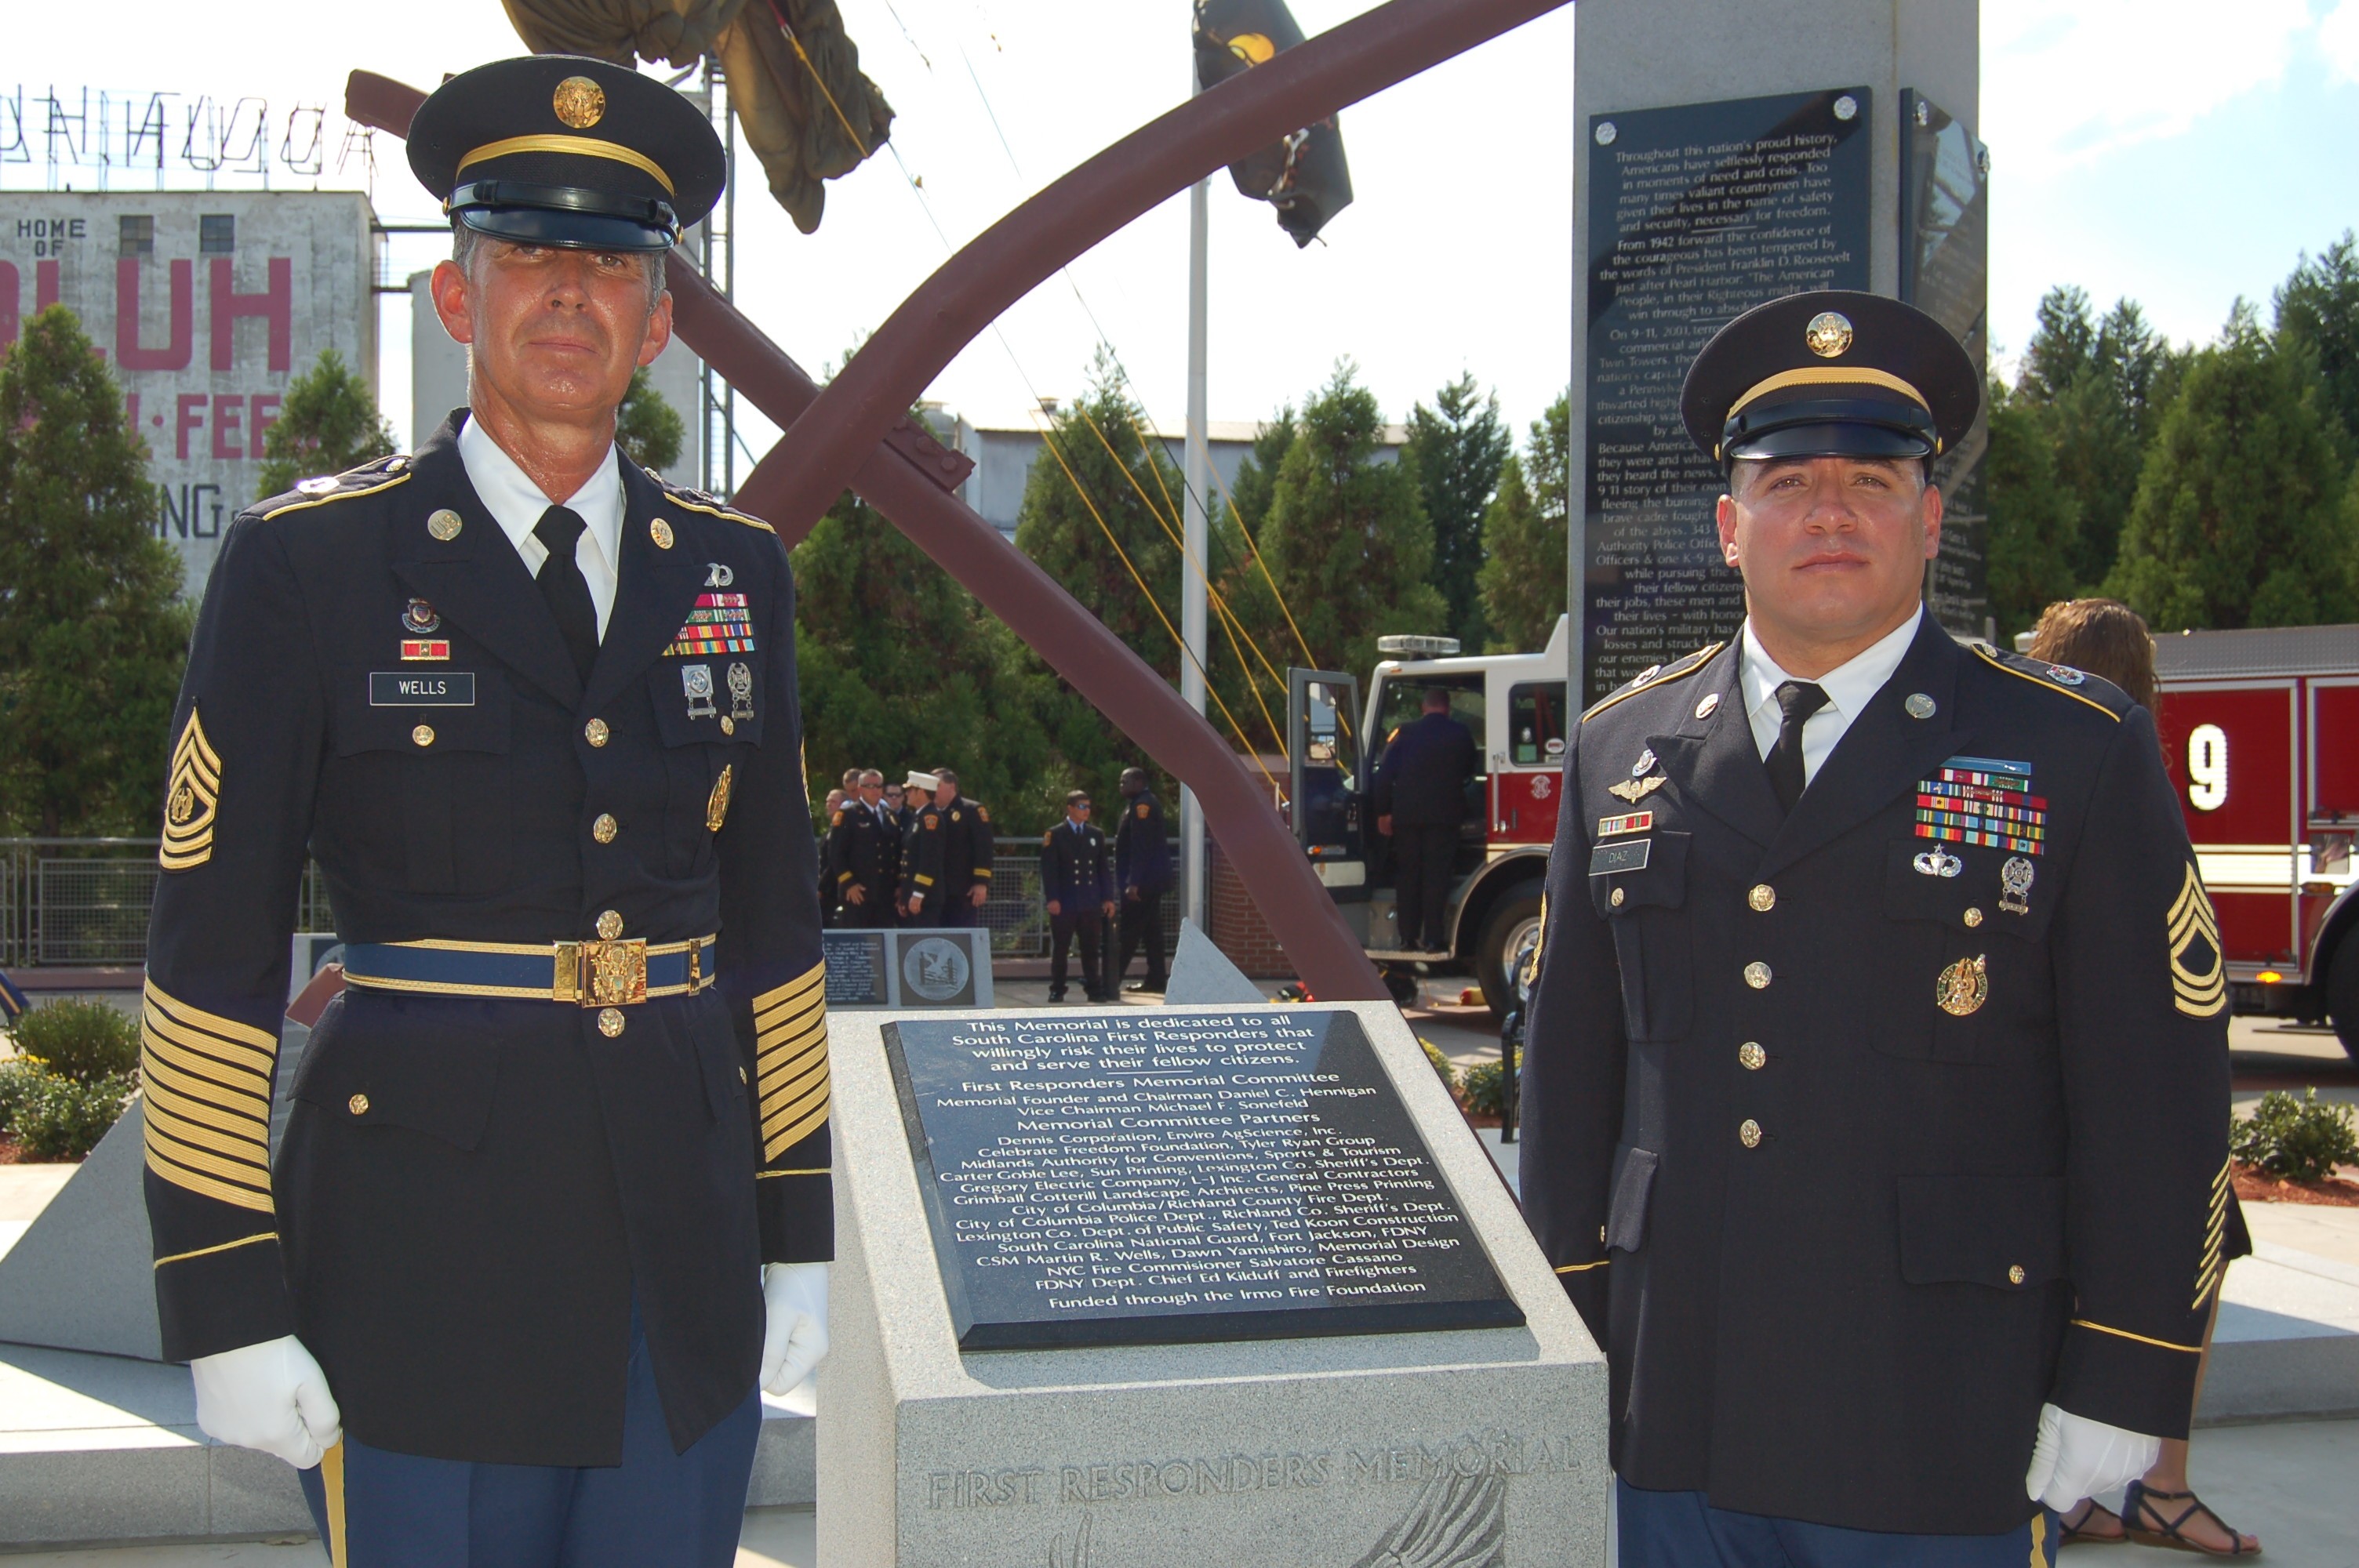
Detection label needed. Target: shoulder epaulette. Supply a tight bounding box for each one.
[255,453,415,521]
[1966,641,2127,723]
[655,473,775,534]
[1581,641,1725,724]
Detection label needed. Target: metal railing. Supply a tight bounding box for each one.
[0,839,1178,970]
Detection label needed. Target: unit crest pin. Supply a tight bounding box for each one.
[402,598,442,634]
[1631,750,1657,778]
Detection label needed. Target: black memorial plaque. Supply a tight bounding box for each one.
[823,931,888,1007]
[883,1009,1524,1350]
[1582,89,1871,706]
[1901,89,1992,639]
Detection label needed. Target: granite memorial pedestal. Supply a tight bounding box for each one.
[820,1000,1607,1567]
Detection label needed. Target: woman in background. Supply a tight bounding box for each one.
[2029,600,2260,1558]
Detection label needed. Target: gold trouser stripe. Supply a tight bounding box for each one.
[1555,1260,1610,1274]
[2070,1317,2202,1354]
[456,133,675,193]
[145,1146,274,1212]
[758,1167,829,1179]
[144,981,276,1051]
[2027,1509,2048,1568]
[322,1440,349,1568]
[155,1232,277,1269]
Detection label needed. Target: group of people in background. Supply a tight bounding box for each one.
[818,765,1176,1005]
[820,767,994,928]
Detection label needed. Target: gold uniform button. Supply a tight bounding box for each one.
[1743,960,1772,989]
[2008,1264,2026,1286]
[649,517,674,549]
[720,715,736,736]
[347,1094,369,1116]
[1738,1118,1763,1149]
[592,813,619,844]
[1747,884,1776,913]
[596,909,624,941]
[1739,1041,1766,1070]
[597,1007,626,1038]
[1964,907,1984,927]
[411,724,435,748]
[585,717,609,747]
[1609,887,1627,908]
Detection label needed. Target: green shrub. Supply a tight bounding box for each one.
[12,1069,136,1160]
[1460,1048,1520,1117]
[2232,1088,2359,1184]
[1418,1036,1458,1094]
[0,1058,46,1134]
[12,999,140,1084]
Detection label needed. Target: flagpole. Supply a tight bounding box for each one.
[1180,59,1212,937]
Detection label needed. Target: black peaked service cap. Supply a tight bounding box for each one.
[408,56,725,253]
[1680,290,1980,470]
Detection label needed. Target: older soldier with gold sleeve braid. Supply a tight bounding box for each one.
[140,57,831,1566]
[1518,292,2232,1568]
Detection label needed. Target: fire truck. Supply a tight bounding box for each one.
[2135,623,2359,1062]
[1287,617,1572,1013]
[1289,616,2359,1056]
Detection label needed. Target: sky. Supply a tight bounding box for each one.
[6,0,2359,463]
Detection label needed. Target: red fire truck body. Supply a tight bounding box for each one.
[2148,624,2359,1057]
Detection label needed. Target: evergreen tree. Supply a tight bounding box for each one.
[1980,379,2083,640]
[2106,306,2357,630]
[254,349,395,501]
[616,365,686,474]
[1478,391,1572,652]
[2276,231,2359,444]
[2015,289,2183,587]
[1405,373,1510,648]
[1225,408,1296,539]
[1232,362,1447,682]
[0,307,192,835]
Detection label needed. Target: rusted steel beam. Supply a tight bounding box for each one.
[346,68,1394,1003]
[731,0,1568,539]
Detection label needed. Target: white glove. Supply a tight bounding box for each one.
[2024,1403,2161,1511]
[761,1261,830,1396]
[190,1334,342,1469]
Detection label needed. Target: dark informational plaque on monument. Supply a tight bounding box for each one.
[1582,88,1870,706]
[883,1008,1523,1350]
[823,931,889,1007]
[1901,89,1992,639]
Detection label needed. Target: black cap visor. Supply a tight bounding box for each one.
[1720,396,1938,467]
[451,180,678,253]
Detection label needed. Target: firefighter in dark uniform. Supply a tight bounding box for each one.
[824,769,896,928]
[1372,688,1478,953]
[139,57,831,1566]
[1040,790,1117,1002]
[896,771,938,924]
[1112,767,1172,993]
[1520,292,2232,1567]
[907,768,994,928]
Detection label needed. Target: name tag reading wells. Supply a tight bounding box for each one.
[1590,839,1651,877]
[369,672,477,707]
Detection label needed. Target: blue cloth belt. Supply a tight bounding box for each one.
[340,935,716,1007]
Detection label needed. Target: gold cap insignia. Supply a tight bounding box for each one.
[1805,310,1855,358]
[708,764,734,833]
[552,75,606,130]
[1936,953,1988,1017]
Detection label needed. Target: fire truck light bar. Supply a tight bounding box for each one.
[1376,634,1462,658]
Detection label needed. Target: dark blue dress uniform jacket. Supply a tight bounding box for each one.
[1039,822,1114,908]
[139,415,832,1468]
[1372,710,1480,826]
[1520,617,2231,1536]
[1114,791,1172,892]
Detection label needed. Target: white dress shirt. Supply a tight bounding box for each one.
[1739,606,1925,786]
[458,414,625,639]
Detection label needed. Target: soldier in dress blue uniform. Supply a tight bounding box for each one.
[1520,292,2232,1567]
[1112,768,1172,993]
[824,768,897,928]
[1371,688,1479,953]
[140,56,831,1566]
[907,768,994,928]
[1040,791,1117,1002]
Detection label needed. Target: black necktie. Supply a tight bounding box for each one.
[533,506,598,684]
[1765,680,1831,814]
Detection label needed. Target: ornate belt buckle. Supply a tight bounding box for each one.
[554,939,648,1006]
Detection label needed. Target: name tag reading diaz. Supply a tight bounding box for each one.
[369,672,478,707]
[1590,839,1652,876]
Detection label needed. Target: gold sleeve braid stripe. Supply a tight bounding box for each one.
[140,981,276,1214]
[2195,1156,2231,1308]
[2168,863,2227,1018]
[158,708,222,871]
[752,964,830,1160]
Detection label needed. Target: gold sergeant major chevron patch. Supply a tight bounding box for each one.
[158,708,221,872]
[2168,862,2227,1018]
